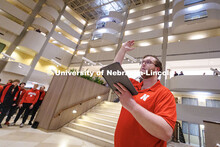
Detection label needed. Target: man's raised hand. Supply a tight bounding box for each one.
[121,40,135,52]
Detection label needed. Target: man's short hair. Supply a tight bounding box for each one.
[143,55,163,72]
[13,79,20,83]
[8,79,13,83]
[20,82,26,86]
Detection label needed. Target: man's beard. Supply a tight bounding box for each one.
[140,68,155,79]
[141,73,152,79]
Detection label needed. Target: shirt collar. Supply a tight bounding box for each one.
[137,80,161,92]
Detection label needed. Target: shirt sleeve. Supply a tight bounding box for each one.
[154,89,177,130]
[32,91,40,105]
[20,91,28,104]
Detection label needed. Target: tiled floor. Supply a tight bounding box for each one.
[0,118,193,147]
[0,120,100,147]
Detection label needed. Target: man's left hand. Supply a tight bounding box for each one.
[29,105,34,109]
[113,83,137,112]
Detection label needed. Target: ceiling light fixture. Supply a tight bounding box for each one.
[82,57,96,66]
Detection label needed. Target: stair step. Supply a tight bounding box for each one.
[94,107,122,113]
[103,101,121,106]
[75,118,116,134]
[69,123,114,141]
[80,115,117,127]
[86,112,119,122]
[99,104,122,109]
[90,109,120,117]
[61,127,114,147]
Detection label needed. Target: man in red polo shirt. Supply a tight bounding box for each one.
[113,40,177,147]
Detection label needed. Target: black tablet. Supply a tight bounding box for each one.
[100,62,138,95]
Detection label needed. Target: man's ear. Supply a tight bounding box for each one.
[155,67,160,72]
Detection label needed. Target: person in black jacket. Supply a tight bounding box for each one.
[0,79,20,128]
[4,82,26,125]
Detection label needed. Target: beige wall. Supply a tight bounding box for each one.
[35,75,110,130]
[204,121,220,147]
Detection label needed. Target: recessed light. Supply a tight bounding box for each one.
[102,47,114,51]
[187,4,204,11]
[97,96,101,99]
[72,110,77,114]
[139,42,151,46]
[189,34,206,40]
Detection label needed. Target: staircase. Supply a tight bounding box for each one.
[61,101,122,147]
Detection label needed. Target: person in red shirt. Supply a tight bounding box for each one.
[28,86,46,125]
[4,82,26,125]
[0,78,3,94]
[113,40,177,147]
[0,79,13,114]
[0,79,20,128]
[10,84,39,128]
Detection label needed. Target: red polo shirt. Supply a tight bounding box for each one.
[114,78,177,147]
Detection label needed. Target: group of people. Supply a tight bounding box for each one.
[0,78,45,128]
[174,71,184,77]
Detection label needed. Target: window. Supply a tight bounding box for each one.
[96,22,106,29]
[189,123,199,136]
[206,99,220,108]
[0,43,6,53]
[182,97,198,106]
[185,10,208,21]
[182,121,188,134]
[184,0,205,6]
[182,121,199,136]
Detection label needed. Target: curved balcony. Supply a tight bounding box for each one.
[128,4,165,19]
[0,0,29,22]
[3,61,31,76]
[90,33,119,48]
[172,0,218,15]
[85,23,96,31]
[0,15,24,35]
[81,34,91,40]
[177,104,220,124]
[19,30,47,53]
[42,43,72,67]
[123,29,163,42]
[58,21,80,39]
[39,5,59,22]
[63,11,84,30]
[32,17,53,33]
[108,11,123,22]
[167,36,220,55]
[46,0,64,11]
[172,1,220,34]
[51,31,77,49]
[77,44,89,50]
[29,70,53,86]
[97,21,122,33]
[167,75,220,93]
[0,28,16,43]
[126,15,164,30]
[172,9,220,34]
[18,0,36,10]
